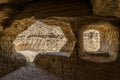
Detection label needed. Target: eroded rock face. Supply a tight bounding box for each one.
[78,22,119,63]
[0,25,4,32]
[0,17,36,77]
[13,20,76,62]
[0,0,32,4]
[14,0,91,19]
[0,5,18,26]
[91,0,120,18]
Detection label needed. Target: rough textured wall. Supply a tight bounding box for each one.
[0,0,32,4]
[34,16,120,80]
[14,0,91,19]
[78,22,119,63]
[0,16,37,77]
[1,15,120,80]
[0,4,19,32]
[0,0,120,80]
[91,0,120,18]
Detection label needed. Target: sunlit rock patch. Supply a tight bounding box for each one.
[78,22,119,63]
[83,29,100,52]
[14,20,76,62]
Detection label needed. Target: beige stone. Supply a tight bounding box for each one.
[83,29,100,52]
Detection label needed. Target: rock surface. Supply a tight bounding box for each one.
[0,5,18,26]
[78,22,119,63]
[0,25,4,32]
[0,17,36,77]
[1,16,120,79]
[1,63,62,80]
[34,52,120,80]
[0,0,32,4]
[1,0,120,79]
[14,0,91,19]
[13,20,76,62]
[0,52,26,77]
[91,0,120,18]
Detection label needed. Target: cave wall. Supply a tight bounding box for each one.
[0,0,120,80]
